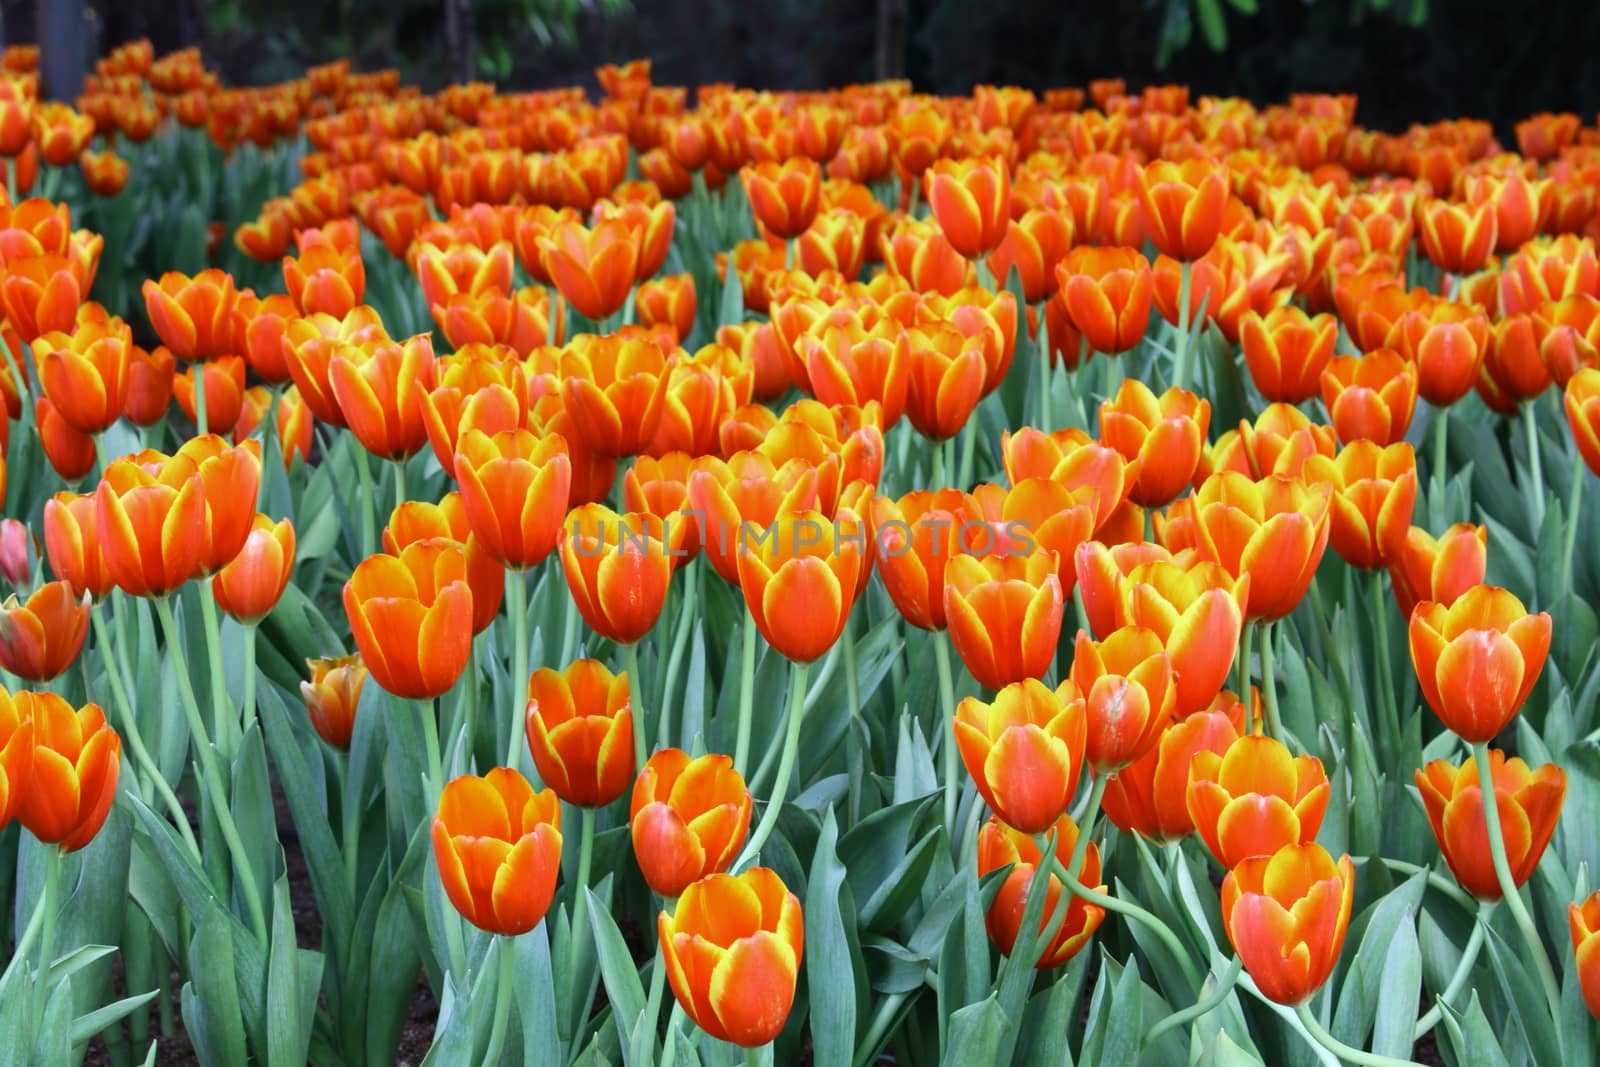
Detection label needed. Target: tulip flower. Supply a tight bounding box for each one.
[343,541,474,700]
[998,428,1137,533]
[903,320,987,441]
[0,580,90,682]
[42,492,112,600]
[142,269,238,361]
[635,273,696,342]
[630,748,752,898]
[1388,523,1487,618]
[383,495,506,637]
[741,158,821,239]
[0,690,31,829]
[986,208,1073,304]
[124,345,175,427]
[34,315,131,435]
[881,215,974,295]
[1138,158,1228,261]
[1239,306,1338,404]
[799,319,909,428]
[559,333,674,457]
[991,478,1099,593]
[301,654,366,750]
[943,550,1064,691]
[94,454,209,598]
[14,692,121,852]
[649,343,754,458]
[1417,198,1497,275]
[170,436,262,576]
[1188,734,1331,870]
[173,356,248,435]
[525,659,635,808]
[212,515,295,625]
[1222,843,1354,1005]
[1479,314,1552,413]
[0,520,28,588]
[1303,441,1417,570]
[283,242,366,317]
[1570,892,1600,1020]
[1097,380,1210,507]
[924,155,1011,259]
[658,867,804,1048]
[1566,368,1600,476]
[560,504,682,645]
[80,149,129,197]
[0,252,90,343]
[1192,472,1332,621]
[1409,585,1550,743]
[1416,751,1565,902]
[1119,557,1248,715]
[689,453,819,585]
[453,429,571,570]
[432,767,563,936]
[36,398,97,483]
[1389,299,1490,408]
[1319,349,1418,446]
[414,241,516,312]
[954,678,1087,834]
[872,489,986,631]
[735,508,864,663]
[1103,695,1246,841]
[539,218,640,322]
[328,335,438,461]
[976,814,1106,968]
[1069,626,1175,773]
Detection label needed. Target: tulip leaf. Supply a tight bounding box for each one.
[364,826,428,1067]
[1331,871,1426,1048]
[1481,924,1562,1067]
[30,972,73,1067]
[69,989,160,1048]
[1558,741,1600,911]
[1014,948,1091,1065]
[939,993,1009,1067]
[806,808,864,1067]
[1371,907,1421,1058]
[586,885,646,1067]
[185,901,250,1067]
[1438,991,1512,1067]
[267,875,322,1067]
[838,795,936,921]
[1196,0,1228,50]
[517,922,562,1067]
[718,263,743,329]
[1080,951,1144,1067]
[860,827,942,933]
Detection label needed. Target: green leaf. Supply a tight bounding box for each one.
[806,809,862,1067]
[587,885,646,1067]
[517,923,562,1067]
[1080,952,1145,1065]
[718,265,744,328]
[1439,991,1512,1067]
[267,877,315,1067]
[1482,924,1562,1067]
[1196,0,1228,49]
[1332,871,1427,1047]
[1371,909,1421,1058]
[365,826,429,1067]
[939,994,1008,1067]
[185,902,249,1067]
[69,990,161,1047]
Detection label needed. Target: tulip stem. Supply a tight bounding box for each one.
[558,574,580,664]
[1066,773,1108,890]
[657,562,699,750]
[480,934,517,1067]
[353,442,378,558]
[1429,408,1449,528]
[1411,909,1486,1041]
[733,610,758,776]
[242,626,258,737]
[34,845,62,1012]
[1469,740,1564,1029]
[1171,261,1193,392]
[633,928,669,1064]
[1258,623,1284,742]
[1236,620,1254,733]
[1561,460,1584,600]
[200,584,234,759]
[624,641,647,765]
[342,750,362,900]
[0,863,48,988]
[736,659,810,871]
[931,440,945,490]
[842,612,862,820]
[419,698,444,800]
[1293,1003,1421,1067]
[194,361,209,436]
[743,1044,771,1067]
[1522,402,1546,531]
[155,596,270,947]
[1143,955,1243,1049]
[566,805,598,1041]
[1367,573,1400,757]
[505,570,530,769]
[463,639,480,771]
[91,607,201,861]
[934,631,959,838]
[394,456,409,513]
[1052,858,1206,989]
[956,418,977,490]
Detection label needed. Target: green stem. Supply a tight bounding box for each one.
[733,610,758,775]
[566,805,598,1040]
[1371,858,1477,913]
[242,625,258,737]
[934,631,959,836]
[0,868,49,987]
[736,660,810,870]
[353,442,378,558]
[1236,619,1254,733]
[852,990,910,1067]
[419,698,443,800]
[1143,955,1243,1049]
[1055,860,1204,989]
[657,563,699,750]
[558,577,580,664]
[1470,741,1563,1028]
[199,585,233,759]
[1171,261,1193,392]
[394,456,409,513]
[956,415,977,489]
[155,596,269,946]
[931,440,945,491]
[1430,407,1449,527]
[479,935,518,1067]
[1561,460,1584,599]
[32,845,62,1018]
[841,612,861,818]
[463,639,480,770]
[624,641,648,766]
[1294,1003,1420,1067]
[1412,909,1486,1040]
[92,608,200,860]
[195,360,209,436]
[744,1045,769,1067]
[784,240,795,271]
[505,570,530,769]
[634,928,669,1064]
[1259,622,1283,742]
[1066,774,1108,889]
[1368,573,1399,757]
[1522,402,1545,531]
[342,751,361,901]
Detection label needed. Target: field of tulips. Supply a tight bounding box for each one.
[2,34,1600,1067]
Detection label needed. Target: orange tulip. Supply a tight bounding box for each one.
[1056,246,1154,355]
[559,333,674,458]
[539,219,640,322]
[382,494,506,637]
[943,551,1064,690]
[560,504,681,645]
[432,767,563,936]
[524,658,634,808]
[1240,306,1338,404]
[0,689,32,829]
[1388,522,1487,618]
[36,397,97,483]
[924,155,1011,258]
[414,241,516,312]
[0,252,88,343]
[741,158,821,239]
[0,580,89,682]
[1303,441,1417,570]
[1103,695,1245,841]
[301,654,366,750]
[1565,368,1600,476]
[328,334,437,460]
[880,215,974,295]
[173,356,247,435]
[281,242,365,319]
[212,515,295,625]
[630,748,752,898]
[1570,892,1600,1020]
[1097,380,1210,507]
[142,270,237,361]
[649,342,753,458]
[343,541,474,700]
[35,315,131,435]
[635,273,696,342]
[1189,734,1331,869]
[94,454,209,597]
[799,319,909,427]
[1192,472,1332,621]
[1388,299,1489,408]
[954,678,1086,833]
[1420,750,1567,900]
[171,436,262,575]
[1479,313,1552,413]
[1119,557,1249,715]
[997,427,1138,533]
[986,208,1073,304]
[1417,198,1497,275]
[80,149,129,197]
[1069,626,1175,773]
[123,344,175,427]
[736,508,863,663]
[276,386,315,469]
[1535,293,1600,387]
[903,320,987,442]
[871,488,986,631]
[13,692,119,852]
[1222,843,1354,1005]
[1319,349,1418,446]
[1408,584,1550,742]
[976,814,1106,969]
[453,429,571,570]
[658,866,804,1047]
[42,492,111,600]
[1138,158,1228,261]
[688,453,818,585]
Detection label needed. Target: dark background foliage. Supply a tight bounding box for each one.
[6,0,1600,134]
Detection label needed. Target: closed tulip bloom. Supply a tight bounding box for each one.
[301,654,366,750]
[343,541,474,700]
[1240,307,1338,404]
[539,219,639,321]
[173,435,262,575]
[0,690,32,829]
[1057,246,1154,355]
[124,344,175,427]
[1138,158,1228,261]
[1103,697,1245,840]
[1303,441,1417,570]
[1188,734,1332,869]
[1120,558,1248,715]
[94,454,209,597]
[1416,751,1565,901]
[1388,522,1487,617]
[635,273,696,342]
[142,269,237,361]
[173,356,247,435]
[649,343,754,458]
[903,320,986,441]
[943,551,1064,690]
[36,397,97,483]
[1535,293,1600,387]
[1409,584,1550,742]
[741,158,821,239]
[1571,893,1600,1020]
[986,208,1073,304]
[872,488,985,631]
[1098,380,1210,507]
[1566,368,1600,476]
[561,504,681,645]
[1073,540,1174,638]
[414,241,516,311]
[631,749,751,898]
[559,334,674,457]
[283,243,365,318]
[35,316,131,435]
[280,308,389,429]
[42,492,111,600]
[1417,198,1497,275]
[432,767,563,936]
[924,156,1011,259]
[991,478,1099,594]
[383,494,507,637]
[0,580,89,682]
[1388,300,1489,408]
[799,320,909,428]
[15,692,120,852]
[525,658,634,807]
[454,429,571,570]
[736,507,863,663]
[328,335,437,460]
[998,427,1138,533]
[79,149,129,197]
[212,514,295,625]
[1193,472,1332,621]
[689,453,818,585]
[659,866,804,1048]
[954,678,1087,833]
[1222,843,1354,1005]
[977,814,1106,969]
[1319,349,1418,446]
[1070,626,1175,773]
[1480,313,1552,412]
[880,215,974,295]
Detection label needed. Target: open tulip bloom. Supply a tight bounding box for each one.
[1,38,1598,1067]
